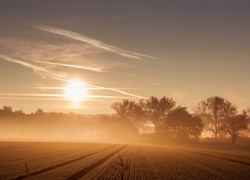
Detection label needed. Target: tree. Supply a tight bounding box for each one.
[111,100,142,141]
[166,106,204,139]
[35,109,44,115]
[140,96,176,134]
[222,111,249,144]
[195,96,237,139]
[111,99,145,127]
[2,106,13,113]
[14,110,25,115]
[0,106,13,117]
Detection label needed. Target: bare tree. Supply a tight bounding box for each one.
[195,96,237,139]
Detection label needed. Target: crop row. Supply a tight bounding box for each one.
[0,142,250,179]
[0,142,116,179]
[85,144,250,179]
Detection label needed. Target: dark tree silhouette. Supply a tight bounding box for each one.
[221,111,249,144]
[2,106,13,113]
[0,106,14,117]
[195,96,237,139]
[14,110,25,115]
[35,109,44,115]
[140,96,176,134]
[165,106,204,139]
[111,99,144,127]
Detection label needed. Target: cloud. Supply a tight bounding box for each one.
[0,28,147,100]
[0,52,68,79]
[53,78,145,99]
[37,25,158,60]
[0,93,137,101]
[0,53,47,74]
[0,38,114,76]
[86,84,145,99]
[37,61,105,72]
[0,52,144,99]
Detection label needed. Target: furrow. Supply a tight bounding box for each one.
[67,145,128,180]
[12,145,115,180]
[183,150,250,166]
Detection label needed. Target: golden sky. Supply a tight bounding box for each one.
[0,1,249,114]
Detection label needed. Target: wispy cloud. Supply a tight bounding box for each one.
[0,93,139,101]
[86,84,145,99]
[53,78,145,99]
[0,38,117,78]
[37,25,158,60]
[0,52,69,79]
[0,54,143,99]
[0,26,148,101]
[0,93,65,101]
[0,53,47,74]
[37,61,105,72]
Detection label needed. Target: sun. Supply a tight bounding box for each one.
[64,80,87,103]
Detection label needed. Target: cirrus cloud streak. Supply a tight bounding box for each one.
[37,25,158,60]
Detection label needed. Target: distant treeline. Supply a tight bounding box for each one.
[0,107,138,142]
[0,96,249,144]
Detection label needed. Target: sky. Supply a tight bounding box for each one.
[0,0,249,114]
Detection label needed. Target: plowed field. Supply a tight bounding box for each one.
[0,141,249,179]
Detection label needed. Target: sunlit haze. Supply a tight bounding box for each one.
[0,0,249,114]
[0,2,250,179]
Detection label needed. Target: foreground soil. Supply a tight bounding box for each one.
[0,141,249,179]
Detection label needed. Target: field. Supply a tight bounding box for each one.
[0,141,250,179]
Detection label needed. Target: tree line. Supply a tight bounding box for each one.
[111,96,250,144]
[0,96,249,144]
[0,107,138,142]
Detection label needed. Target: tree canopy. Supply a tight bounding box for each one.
[139,96,176,134]
[165,106,203,139]
[112,97,205,141]
[195,96,237,139]
[221,111,249,144]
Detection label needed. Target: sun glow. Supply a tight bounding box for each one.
[64,80,87,103]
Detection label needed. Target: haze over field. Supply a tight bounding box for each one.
[0,0,250,114]
[1,2,250,179]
